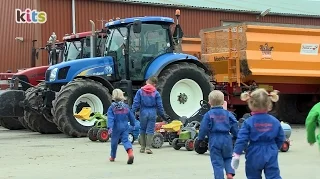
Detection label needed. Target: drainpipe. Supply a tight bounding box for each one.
[72,0,76,33]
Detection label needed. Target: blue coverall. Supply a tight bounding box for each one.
[233,112,285,179]
[107,101,135,158]
[131,84,166,134]
[198,106,239,179]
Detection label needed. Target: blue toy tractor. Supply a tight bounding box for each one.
[21,10,214,138]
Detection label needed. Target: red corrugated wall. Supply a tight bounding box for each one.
[2,0,320,71]
[0,0,36,72]
[75,0,320,37]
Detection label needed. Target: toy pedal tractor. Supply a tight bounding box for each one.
[172,121,201,151]
[149,120,183,148]
[280,121,291,152]
[74,107,109,142]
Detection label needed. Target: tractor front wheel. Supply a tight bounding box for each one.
[0,117,25,130]
[52,79,112,137]
[24,85,61,134]
[280,141,290,152]
[194,137,208,154]
[157,62,214,120]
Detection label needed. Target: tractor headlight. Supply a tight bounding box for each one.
[49,68,58,82]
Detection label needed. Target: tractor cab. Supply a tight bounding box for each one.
[63,31,106,62]
[104,15,183,81]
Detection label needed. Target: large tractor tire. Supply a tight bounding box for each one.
[0,117,25,130]
[18,117,36,131]
[24,86,61,134]
[276,94,315,124]
[157,62,214,120]
[52,79,112,138]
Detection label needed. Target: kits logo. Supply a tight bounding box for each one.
[15,8,47,24]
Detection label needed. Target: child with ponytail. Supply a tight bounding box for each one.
[231,88,285,179]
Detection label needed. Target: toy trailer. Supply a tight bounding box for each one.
[200,23,320,124]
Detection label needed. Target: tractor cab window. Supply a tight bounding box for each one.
[63,41,82,61]
[128,23,172,80]
[105,27,128,76]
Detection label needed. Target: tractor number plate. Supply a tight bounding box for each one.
[160,129,165,132]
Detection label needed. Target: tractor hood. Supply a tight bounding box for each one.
[46,56,115,84]
[14,66,49,76]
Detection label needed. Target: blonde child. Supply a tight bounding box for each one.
[231,88,285,179]
[107,89,135,164]
[197,90,239,179]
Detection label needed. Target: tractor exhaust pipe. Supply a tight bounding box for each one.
[89,20,97,58]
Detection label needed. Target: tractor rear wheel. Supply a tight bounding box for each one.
[157,62,214,120]
[24,86,61,134]
[0,117,25,130]
[52,79,112,138]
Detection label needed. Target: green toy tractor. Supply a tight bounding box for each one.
[74,107,109,142]
[171,121,201,151]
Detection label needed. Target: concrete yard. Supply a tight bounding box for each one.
[0,125,319,179]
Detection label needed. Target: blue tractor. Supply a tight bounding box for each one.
[44,10,214,137]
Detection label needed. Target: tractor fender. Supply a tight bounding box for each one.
[144,53,211,79]
[74,75,114,93]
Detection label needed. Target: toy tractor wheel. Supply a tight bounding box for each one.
[172,138,181,150]
[185,139,194,151]
[194,137,208,154]
[151,133,164,148]
[97,129,109,142]
[88,127,98,141]
[280,141,290,152]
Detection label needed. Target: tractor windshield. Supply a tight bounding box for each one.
[63,41,82,61]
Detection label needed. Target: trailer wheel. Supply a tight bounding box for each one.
[157,62,214,120]
[0,117,25,130]
[276,94,313,124]
[52,79,112,138]
[24,86,61,134]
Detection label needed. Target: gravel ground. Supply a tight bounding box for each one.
[0,125,319,179]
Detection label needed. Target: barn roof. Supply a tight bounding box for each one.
[101,0,320,18]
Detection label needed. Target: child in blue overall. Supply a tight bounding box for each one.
[131,76,167,154]
[107,89,136,164]
[231,88,285,179]
[198,90,239,179]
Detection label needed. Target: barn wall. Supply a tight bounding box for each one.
[0,0,36,72]
[2,0,320,71]
[75,0,320,37]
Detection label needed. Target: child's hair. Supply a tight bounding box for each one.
[208,90,225,106]
[240,88,279,112]
[146,76,158,85]
[112,89,126,101]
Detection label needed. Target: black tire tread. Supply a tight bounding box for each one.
[24,85,61,134]
[0,117,25,130]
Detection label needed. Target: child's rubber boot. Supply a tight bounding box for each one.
[226,174,233,179]
[139,134,146,153]
[109,157,115,162]
[127,148,134,164]
[145,134,153,154]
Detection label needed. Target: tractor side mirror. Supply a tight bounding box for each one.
[85,36,91,47]
[173,24,184,39]
[132,20,142,33]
